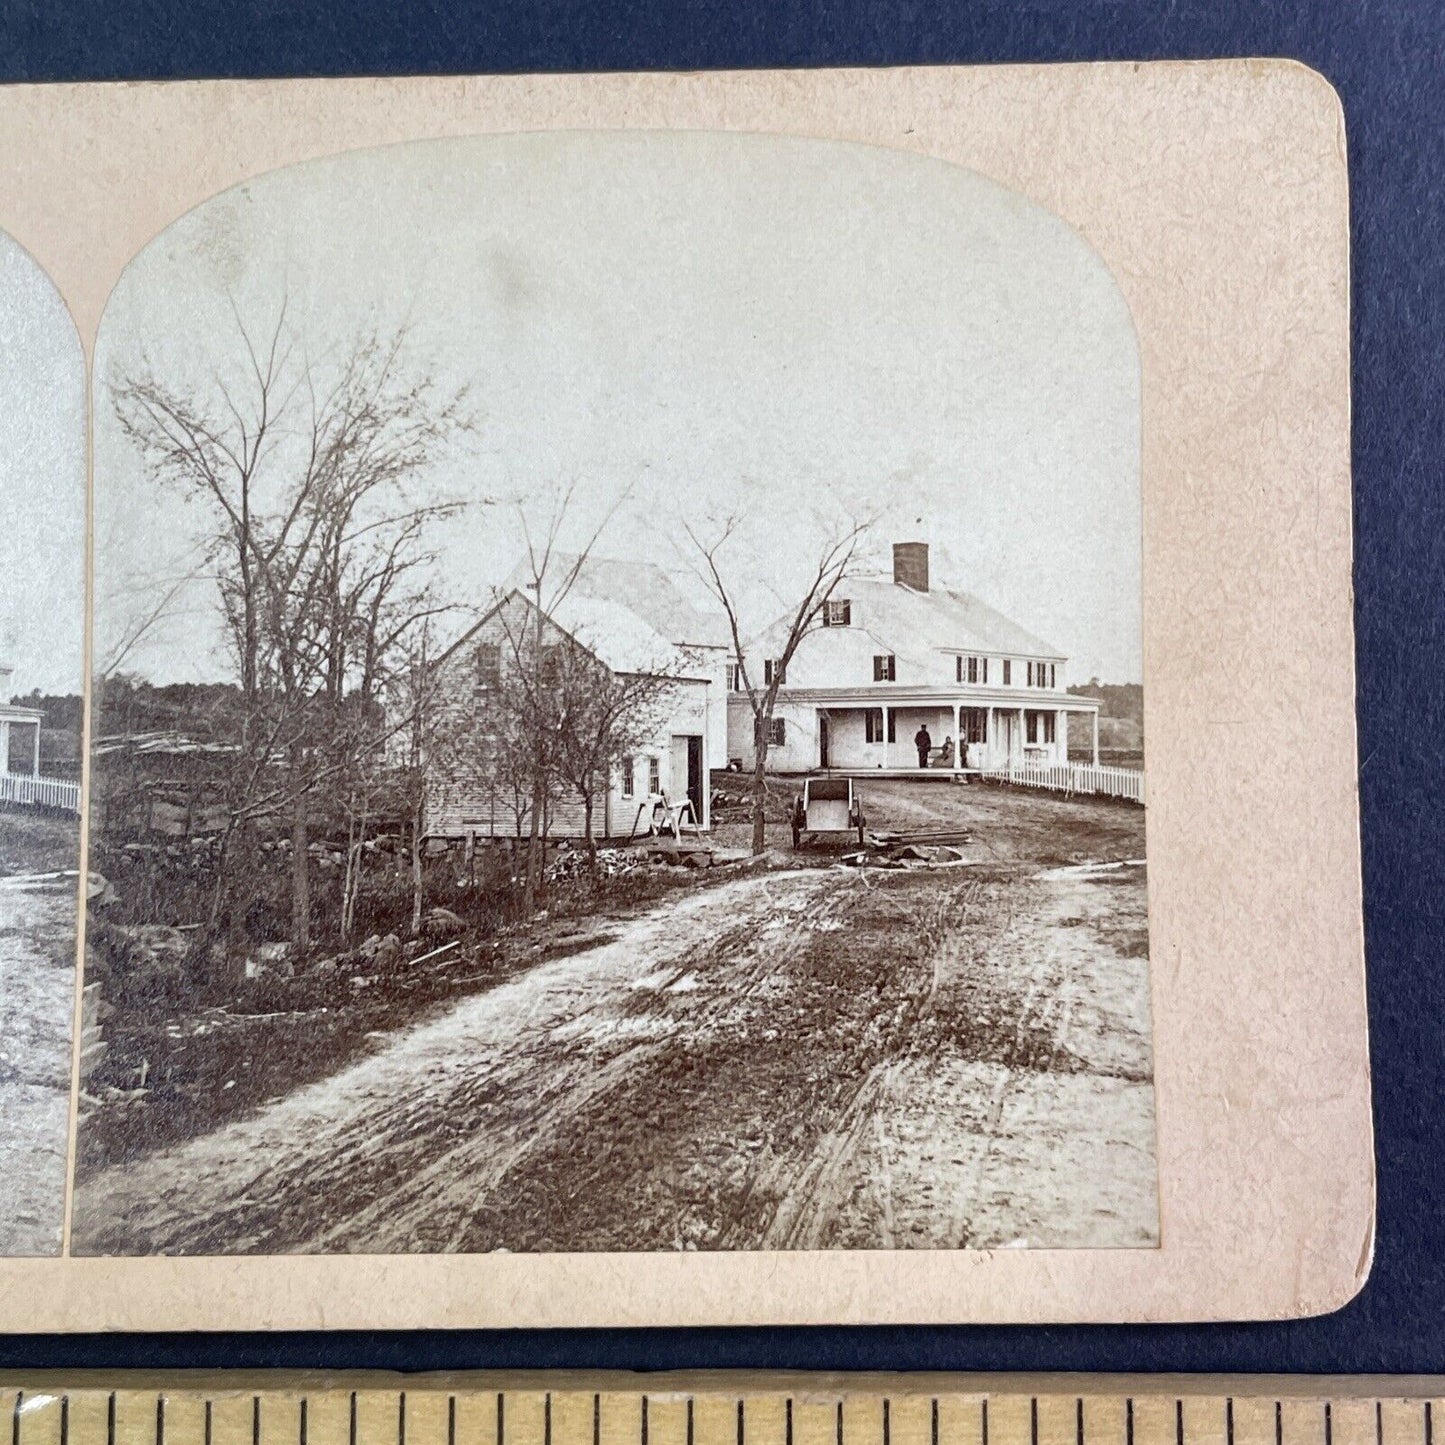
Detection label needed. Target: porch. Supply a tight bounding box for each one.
[808,693,1102,774]
[0,704,43,779]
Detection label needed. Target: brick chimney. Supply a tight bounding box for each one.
[892,541,929,592]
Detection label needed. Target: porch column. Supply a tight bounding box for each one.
[0,720,8,775]
[1091,709,1100,766]
[31,723,40,778]
[953,702,962,771]
[1018,707,1025,765]
[1056,709,1067,766]
[883,705,892,769]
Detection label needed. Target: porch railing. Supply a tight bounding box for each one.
[0,772,81,815]
[982,760,1145,805]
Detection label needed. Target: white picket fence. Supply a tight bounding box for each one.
[0,772,81,815]
[982,761,1145,805]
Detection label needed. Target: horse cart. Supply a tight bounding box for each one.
[791,777,866,849]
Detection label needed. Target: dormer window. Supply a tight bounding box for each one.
[823,598,852,627]
[956,655,988,685]
[873,654,897,682]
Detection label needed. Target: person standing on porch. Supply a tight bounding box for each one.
[914,723,932,768]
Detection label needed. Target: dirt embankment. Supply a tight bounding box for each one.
[73,829,1155,1255]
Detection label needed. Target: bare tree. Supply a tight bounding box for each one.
[547,636,691,872]
[496,482,627,912]
[110,304,473,959]
[684,509,870,854]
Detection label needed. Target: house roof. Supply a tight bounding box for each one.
[512,553,732,651]
[754,574,1067,663]
[546,591,706,677]
[447,588,712,682]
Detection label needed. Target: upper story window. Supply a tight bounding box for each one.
[764,658,786,687]
[621,756,635,798]
[728,662,745,692]
[1002,659,1013,686]
[956,655,988,685]
[647,756,662,795]
[1026,661,1057,689]
[822,598,852,627]
[473,641,501,693]
[873,654,897,682]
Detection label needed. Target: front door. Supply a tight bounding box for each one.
[672,734,705,825]
[687,735,704,824]
[818,713,830,769]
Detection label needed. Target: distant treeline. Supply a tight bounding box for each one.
[1068,680,1143,727]
[9,690,83,731]
[94,677,244,739]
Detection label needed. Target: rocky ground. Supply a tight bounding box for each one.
[71,780,1155,1256]
[0,810,80,1256]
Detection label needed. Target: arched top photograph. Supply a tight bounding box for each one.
[79,127,1153,1260]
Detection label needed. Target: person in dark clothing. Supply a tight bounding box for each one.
[915,724,932,768]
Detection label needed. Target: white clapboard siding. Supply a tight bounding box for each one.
[981,761,1145,805]
[0,772,81,814]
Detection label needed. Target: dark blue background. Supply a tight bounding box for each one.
[1,0,1441,1378]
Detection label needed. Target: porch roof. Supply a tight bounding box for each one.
[757,685,1100,712]
[0,705,43,723]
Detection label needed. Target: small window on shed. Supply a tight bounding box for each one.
[756,716,786,748]
[647,756,661,795]
[621,756,635,798]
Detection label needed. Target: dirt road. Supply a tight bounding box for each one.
[0,868,79,1255]
[73,851,1156,1255]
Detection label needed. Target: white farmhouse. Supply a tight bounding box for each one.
[424,557,731,842]
[727,542,1102,774]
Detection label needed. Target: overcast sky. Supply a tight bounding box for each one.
[95,130,1142,685]
[0,231,85,698]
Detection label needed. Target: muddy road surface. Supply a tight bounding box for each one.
[0,867,79,1255]
[73,852,1156,1255]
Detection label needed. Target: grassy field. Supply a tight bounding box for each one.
[0,808,79,878]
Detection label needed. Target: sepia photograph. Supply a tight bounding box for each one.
[69,129,1156,1256]
[0,229,86,1256]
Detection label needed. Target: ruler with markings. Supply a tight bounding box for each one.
[1,1380,1441,1445]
